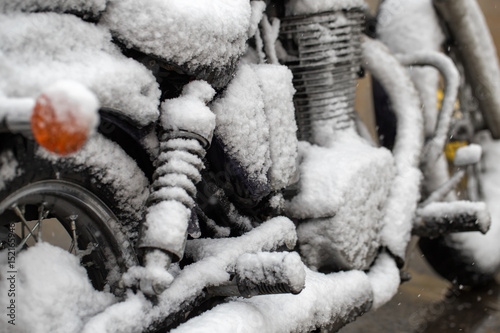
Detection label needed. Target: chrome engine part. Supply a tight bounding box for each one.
[280,9,365,143]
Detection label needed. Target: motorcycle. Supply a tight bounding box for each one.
[0,0,499,332]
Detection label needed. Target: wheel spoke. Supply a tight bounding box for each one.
[20,206,25,240]
[68,215,78,254]
[0,179,134,293]
[13,204,49,251]
[13,204,39,243]
[37,203,48,241]
[16,221,40,250]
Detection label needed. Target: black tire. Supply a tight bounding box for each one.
[0,133,149,294]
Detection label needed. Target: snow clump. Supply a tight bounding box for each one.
[0,243,116,333]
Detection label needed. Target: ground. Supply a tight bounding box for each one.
[341,240,500,332]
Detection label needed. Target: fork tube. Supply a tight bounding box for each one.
[433,0,500,138]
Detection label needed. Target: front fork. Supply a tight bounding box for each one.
[433,0,500,138]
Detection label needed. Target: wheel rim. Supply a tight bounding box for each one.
[0,180,137,294]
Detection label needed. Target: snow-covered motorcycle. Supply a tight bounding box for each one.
[0,0,499,332]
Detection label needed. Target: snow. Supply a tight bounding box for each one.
[236,251,305,295]
[0,12,160,127]
[82,217,298,332]
[210,63,298,193]
[100,0,264,86]
[0,97,34,133]
[419,169,466,207]
[434,0,500,139]
[286,130,394,270]
[38,80,99,136]
[172,268,372,333]
[286,0,365,16]
[154,154,202,189]
[454,143,482,166]
[252,65,298,190]
[0,0,472,329]
[367,252,400,309]
[377,0,444,139]
[161,81,216,145]
[259,15,281,65]
[227,201,254,232]
[395,52,460,171]
[416,200,491,234]
[139,200,190,260]
[0,243,116,333]
[361,36,424,261]
[248,1,267,39]
[0,150,19,191]
[448,136,500,273]
[0,0,107,16]
[123,249,175,296]
[37,133,150,229]
[81,292,152,333]
[211,64,271,185]
[376,1,453,200]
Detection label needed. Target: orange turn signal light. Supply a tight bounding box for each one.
[31,81,99,156]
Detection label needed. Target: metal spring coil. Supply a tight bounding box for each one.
[148,135,206,210]
[280,9,365,142]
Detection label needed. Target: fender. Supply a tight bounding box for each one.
[98,107,156,181]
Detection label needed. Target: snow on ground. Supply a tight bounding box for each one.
[0,243,116,333]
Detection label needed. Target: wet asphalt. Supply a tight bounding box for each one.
[340,243,500,333]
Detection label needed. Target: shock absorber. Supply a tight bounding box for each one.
[279,8,365,144]
[137,80,216,295]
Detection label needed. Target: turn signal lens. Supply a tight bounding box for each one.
[31,81,99,155]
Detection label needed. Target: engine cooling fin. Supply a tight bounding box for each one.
[280,9,365,143]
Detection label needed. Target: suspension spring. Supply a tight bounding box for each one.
[280,9,365,143]
[149,134,206,210]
